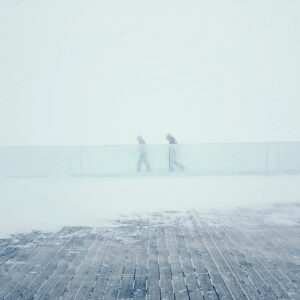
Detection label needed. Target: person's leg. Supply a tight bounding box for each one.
[173,160,185,170]
[145,158,151,172]
[137,155,142,171]
[170,150,175,171]
[171,151,184,171]
[169,159,175,171]
[141,154,151,172]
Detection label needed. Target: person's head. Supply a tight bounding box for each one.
[137,135,144,143]
[166,133,172,141]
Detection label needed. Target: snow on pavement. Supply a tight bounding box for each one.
[1,175,300,238]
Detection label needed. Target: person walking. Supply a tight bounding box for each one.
[136,135,151,172]
[166,133,185,171]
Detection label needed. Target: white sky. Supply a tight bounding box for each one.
[0,0,300,146]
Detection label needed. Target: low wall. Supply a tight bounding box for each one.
[0,142,299,177]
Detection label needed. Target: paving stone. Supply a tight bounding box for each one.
[0,211,299,299]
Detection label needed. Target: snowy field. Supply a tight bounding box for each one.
[1,175,300,238]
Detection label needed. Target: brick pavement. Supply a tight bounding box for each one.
[0,211,300,299]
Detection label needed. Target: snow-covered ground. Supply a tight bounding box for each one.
[1,175,300,238]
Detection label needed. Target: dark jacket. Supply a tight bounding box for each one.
[168,136,177,144]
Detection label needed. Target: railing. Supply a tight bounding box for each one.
[0,142,300,177]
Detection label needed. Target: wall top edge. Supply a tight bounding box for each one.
[0,141,300,149]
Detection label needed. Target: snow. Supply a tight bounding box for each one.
[1,1,300,240]
[1,175,300,238]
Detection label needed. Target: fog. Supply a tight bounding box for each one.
[1,175,300,238]
[1,0,300,146]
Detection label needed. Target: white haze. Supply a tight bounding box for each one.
[1,0,300,146]
[1,175,300,238]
